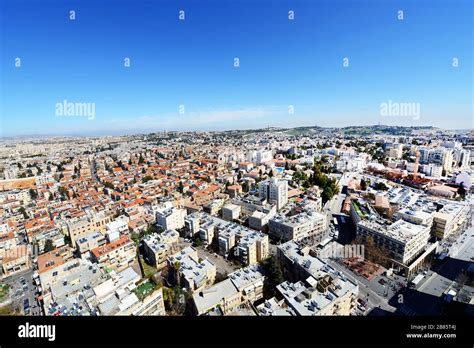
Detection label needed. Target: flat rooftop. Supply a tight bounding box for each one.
[192,278,238,314]
[358,218,429,244]
[229,264,265,291]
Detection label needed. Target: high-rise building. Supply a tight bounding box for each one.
[259,178,288,210]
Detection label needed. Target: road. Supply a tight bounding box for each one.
[326,259,397,314]
[323,170,358,221]
[2,269,42,316]
[418,216,474,298]
[194,245,240,275]
[90,158,100,183]
[324,193,346,217]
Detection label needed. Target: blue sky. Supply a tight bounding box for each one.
[1,0,472,136]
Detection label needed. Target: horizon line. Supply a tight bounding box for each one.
[1,124,473,140]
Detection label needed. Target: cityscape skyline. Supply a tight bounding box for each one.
[0,0,473,342]
[1,123,473,141]
[1,0,473,137]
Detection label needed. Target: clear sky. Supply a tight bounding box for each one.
[0,0,472,137]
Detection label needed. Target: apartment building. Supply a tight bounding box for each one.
[269,211,327,242]
[420,164,443,179]
[228,197,277,231]
[156,206,186,231]
[37,245,75,289]
[226,184,242,198]
[204,199,225,216]
[105,218,129,235]
[167,246,216,293]
[29,227,65,254]
[1,245,31,277]
[384,142,403,159]
[222,203,241,221]
[256,150,273,165]
[396,207,434,227]
[192,264,265,315]
[259,178,288,211]
[277,276,357,316]
[228,264,265,303]
[218,225,269,265]
[357,219,431,265]
[76,231,107,258]
[432,201,469,239]
[192,278,240,315]
[185,211,269,265]
[92,268,166,316]
[67,210,114,246]
[90,235,136,272]
[43,261,103,316]
[429,148,454,172]
[0,232,17,255]
[256,297,296,316]
[277,241,358,315]
[142,229,180,269]
[238,161,253,171]
[233,232,269,265]
[247,149,273,165]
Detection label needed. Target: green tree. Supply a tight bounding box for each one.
[19,207,28,219]
[64,235,72,247]
[322,187,334,203]
[43,239,55,252]
[142,176,154,183]
[374,182,388,191]
[104,182,114,190]
[457,182,466,199]
[261,256,284,299]
[214,272,228,284]
[58,186,69,199]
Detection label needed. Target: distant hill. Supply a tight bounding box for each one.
[221,124,438,137]
[339,125,438,136]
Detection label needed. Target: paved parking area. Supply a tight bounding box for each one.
[194,245,240,275]
[2,270,41,316]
